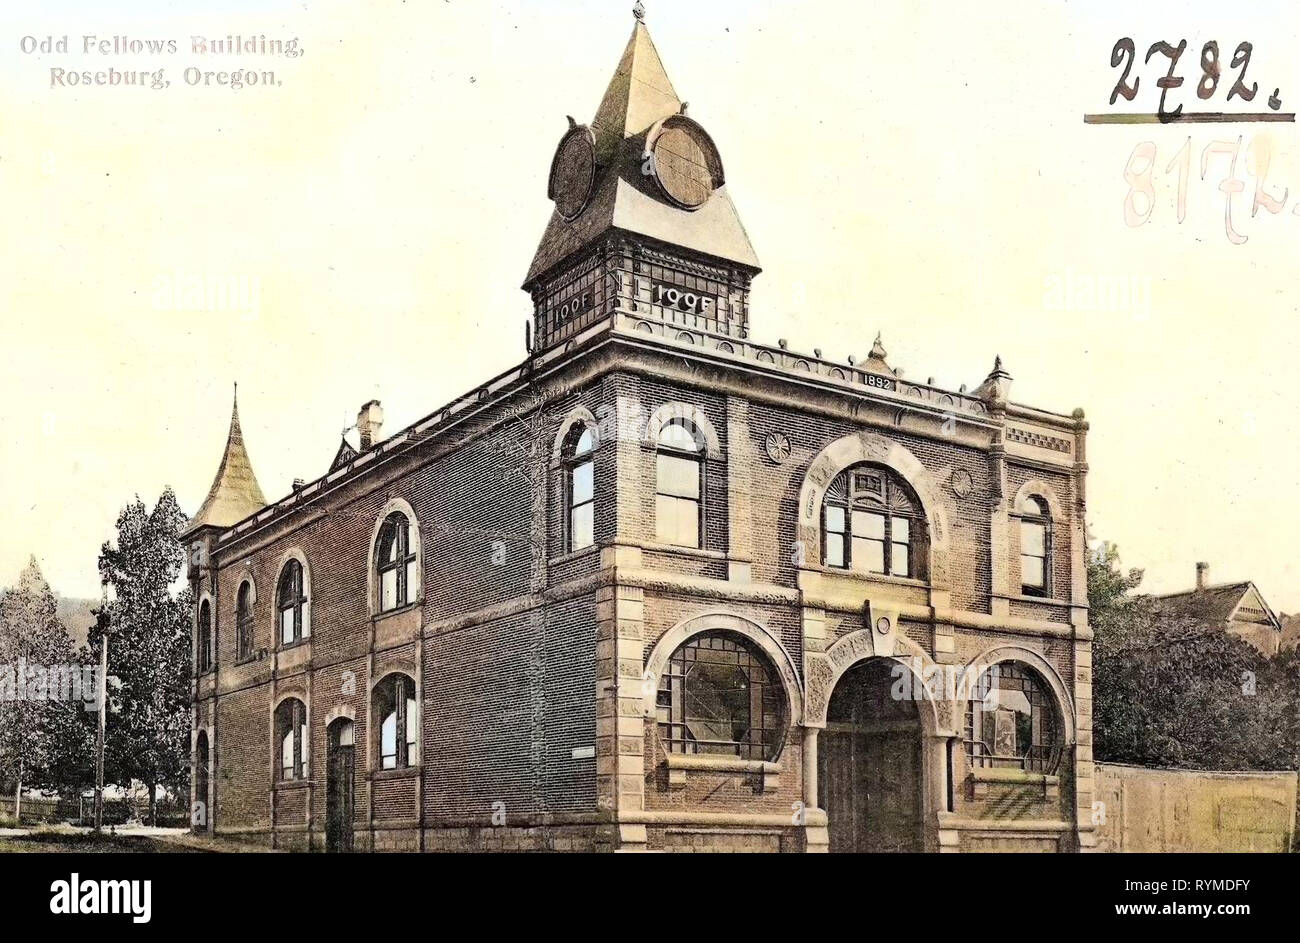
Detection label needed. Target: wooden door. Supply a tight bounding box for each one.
[819,729,870,853]
[326,721,355,853]
[862,731,922,852]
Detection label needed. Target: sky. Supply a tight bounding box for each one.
[1,0,1298,610]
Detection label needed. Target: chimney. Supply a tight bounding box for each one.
[357,400,384,451]
[1195,562,1209,591]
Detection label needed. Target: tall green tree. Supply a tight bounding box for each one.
[93,487,192,825]
[0,557,77,823]
[1090,542,1295,771]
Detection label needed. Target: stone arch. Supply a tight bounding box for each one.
[796,431,950,579]
[643,401,723,459]
[803,630,954,737]
[961,644,1077,745]
[1011,479,1065,521]
[551,405,601,467]
[642,611,803,728]
[272,688,308,712]
[323,704,356,728]
[367,497,424,615]
[271,548,312,640]
[370,660,418,694]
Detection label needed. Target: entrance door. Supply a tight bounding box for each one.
[326,719,355,853]
[194,731,210,834]
[818,659,923,853]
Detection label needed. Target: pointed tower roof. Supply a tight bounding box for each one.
[590,18,682,162]
[182,388,267,537]
[525,12,759,287]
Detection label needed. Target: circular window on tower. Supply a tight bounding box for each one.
[548,123,597,221]
[646,115,725,210]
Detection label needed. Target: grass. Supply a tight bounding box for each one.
[0,828,208,854]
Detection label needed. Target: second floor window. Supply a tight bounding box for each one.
[1019,496,1051,597]
[376,512,417,612]
[375,674,418,770]
[822,465,918,577]
[277,560,307,646]
[565,425,595,552]
[236,582,254,660]
[656,419,703,549]
[197,600,212,673]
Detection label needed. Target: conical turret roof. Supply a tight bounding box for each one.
[182,389,267,537]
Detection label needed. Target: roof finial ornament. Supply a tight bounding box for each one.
[870,332,888,360]
[633,1,646,22]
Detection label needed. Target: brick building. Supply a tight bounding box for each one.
[184,10,1094,853]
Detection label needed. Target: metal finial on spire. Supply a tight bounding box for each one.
[633,1,646,22]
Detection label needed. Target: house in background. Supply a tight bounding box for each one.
[1155,563,1283,658]
[1280,614,1299,654]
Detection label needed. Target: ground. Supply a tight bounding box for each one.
[0,825,274,853]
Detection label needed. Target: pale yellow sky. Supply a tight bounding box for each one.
[2,1,1298,611]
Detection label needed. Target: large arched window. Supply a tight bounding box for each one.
[277,560,307,646]
[197,600,212,674]
[655,419,703,549]
[236,582,254,660]
[822,464,921,577]
[275,698,309,781]
[964,662,1061,773]
[655,632,786,761]
[565,424,596,552]
[374,674,418,770]
[1018,495,1051,597]
[376,512,418,612]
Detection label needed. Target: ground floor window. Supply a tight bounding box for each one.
[655,632,786,761]
[964,662,1061,773]
[276,698,309,780]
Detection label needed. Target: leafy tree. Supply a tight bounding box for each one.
[0,558,77,823]
[1090,542,1296,771]
[92,488,193,825]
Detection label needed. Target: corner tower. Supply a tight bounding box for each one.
[523,6,760,354]
[181,388,268,583]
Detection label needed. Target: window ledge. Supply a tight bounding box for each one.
[815,568,928,589]
[371,765,421,782]
[969,765,1060,799]
[548,544,601,568]
[273,778,311,791]
[277,639,312,653]
[634,541,727,561]
[1007,593,1071,607]
[372,599,422,623]
[664,754,782,793]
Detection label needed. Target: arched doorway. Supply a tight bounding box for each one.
[194,731,210,834]
[818,658,923,853]
[326,719,355,853]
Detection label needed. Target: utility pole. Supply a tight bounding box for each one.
[94,626,108,833]
[94,581,114,835]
